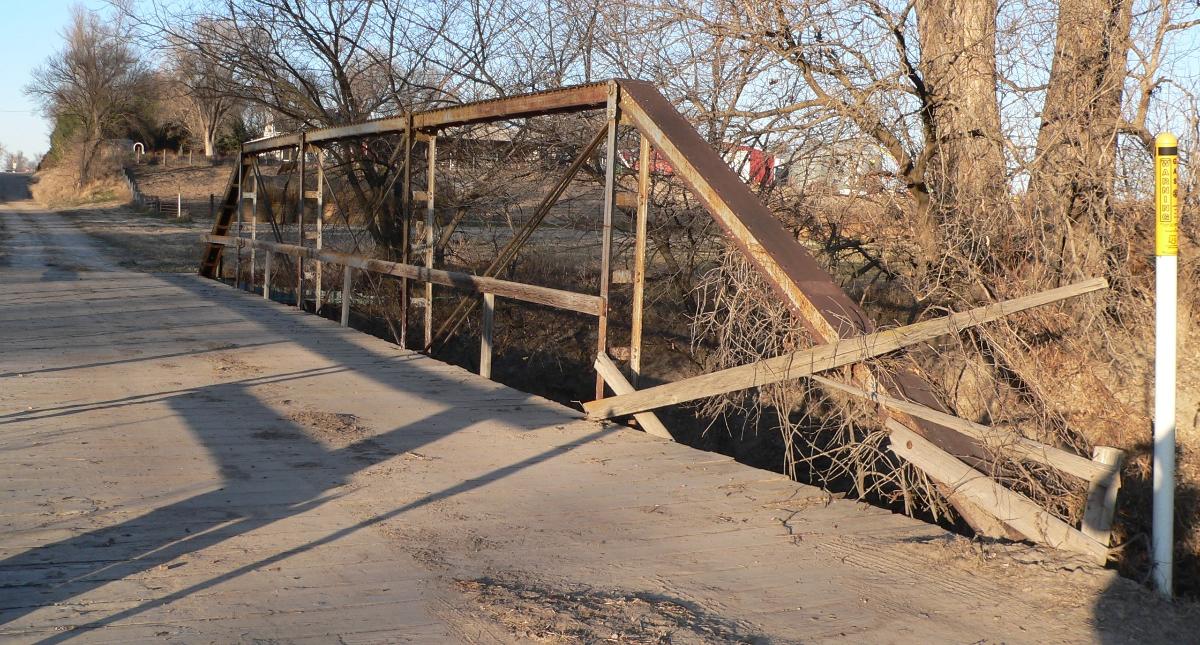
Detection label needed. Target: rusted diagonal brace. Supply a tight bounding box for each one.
[430,123,610,349]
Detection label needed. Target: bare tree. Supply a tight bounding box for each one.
[165,32,238,158]
[26,5,151,186]
[1028,0,1133,280]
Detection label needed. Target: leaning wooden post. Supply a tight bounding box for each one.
[295,135,306,309]
[595,81,620,400]
[423,133,437,351]
[630,134,651,388]
[315,146,325,313]
[1082,446,1125,548]
[480,292,495,379]
[341,265,352,327]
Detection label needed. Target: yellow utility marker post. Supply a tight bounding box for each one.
[1153,132,1179,598]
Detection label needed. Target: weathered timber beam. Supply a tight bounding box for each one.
[204,235,601,315]
[888,421,1109,564]
[809,375,1114,482]
[593,353,674,441]
[583,278,1107,420]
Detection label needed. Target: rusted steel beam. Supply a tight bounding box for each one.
[616,79,1007,535]
[430,123,610,348]
[242,83,609,154]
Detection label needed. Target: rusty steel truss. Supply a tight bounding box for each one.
[199,79,1118,553]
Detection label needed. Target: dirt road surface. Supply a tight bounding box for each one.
[1,175,1196,643]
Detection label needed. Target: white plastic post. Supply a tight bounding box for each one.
[1153,132,1179,598]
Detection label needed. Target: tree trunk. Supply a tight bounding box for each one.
[916,0,1008,248]
[1030,0,1133,279]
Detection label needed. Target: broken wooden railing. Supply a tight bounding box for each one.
[199,78,1122,562]
[586,277,1122,563]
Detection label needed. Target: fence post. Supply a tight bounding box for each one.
[176,193,181,219]
[341,265,352,327]
[210,193,215,220]
[479,292,494,379]
[263,251,272,301]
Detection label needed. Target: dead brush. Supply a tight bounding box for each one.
[690,248,1093,529]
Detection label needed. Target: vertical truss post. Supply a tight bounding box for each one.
[315,146,325,313]
[341,265,352,327]
[295,136,306,309]
[400,122,413,349]
[480,292,495,379]
[595,81,620,399]
[249,157,258,291]
[630,134,651,388]
[235,148,244,288]
[424,134,437,351]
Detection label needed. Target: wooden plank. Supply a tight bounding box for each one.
[202,235,602,315]
[809,375,1113,482]
[1082,446,1125,545]
[630,134,651,388]
[479,293,494,379]
[594,353,674,441]
[596,86,619,400]
[584,278,1108,419]
[887,421,1109,563]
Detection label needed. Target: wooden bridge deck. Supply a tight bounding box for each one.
[0,202,1153,643]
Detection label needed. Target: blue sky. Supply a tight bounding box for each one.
[0,1,110,158]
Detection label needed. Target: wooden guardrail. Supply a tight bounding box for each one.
[203,234,601,314]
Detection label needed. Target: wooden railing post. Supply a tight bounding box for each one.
[423,134,437,350]
[249,159,258,290]
[263,251,272,301]
[595,81,619,400]
[479,292,494,379]
[1082,446,1125,546]
[315,147,325,314]
[341,265,352,327]
[400,122,413,349]
[234,150,243,289]
[630,133,651,388]
[295,136,306,309]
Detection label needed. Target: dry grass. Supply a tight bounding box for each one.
[30,158,130,207]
